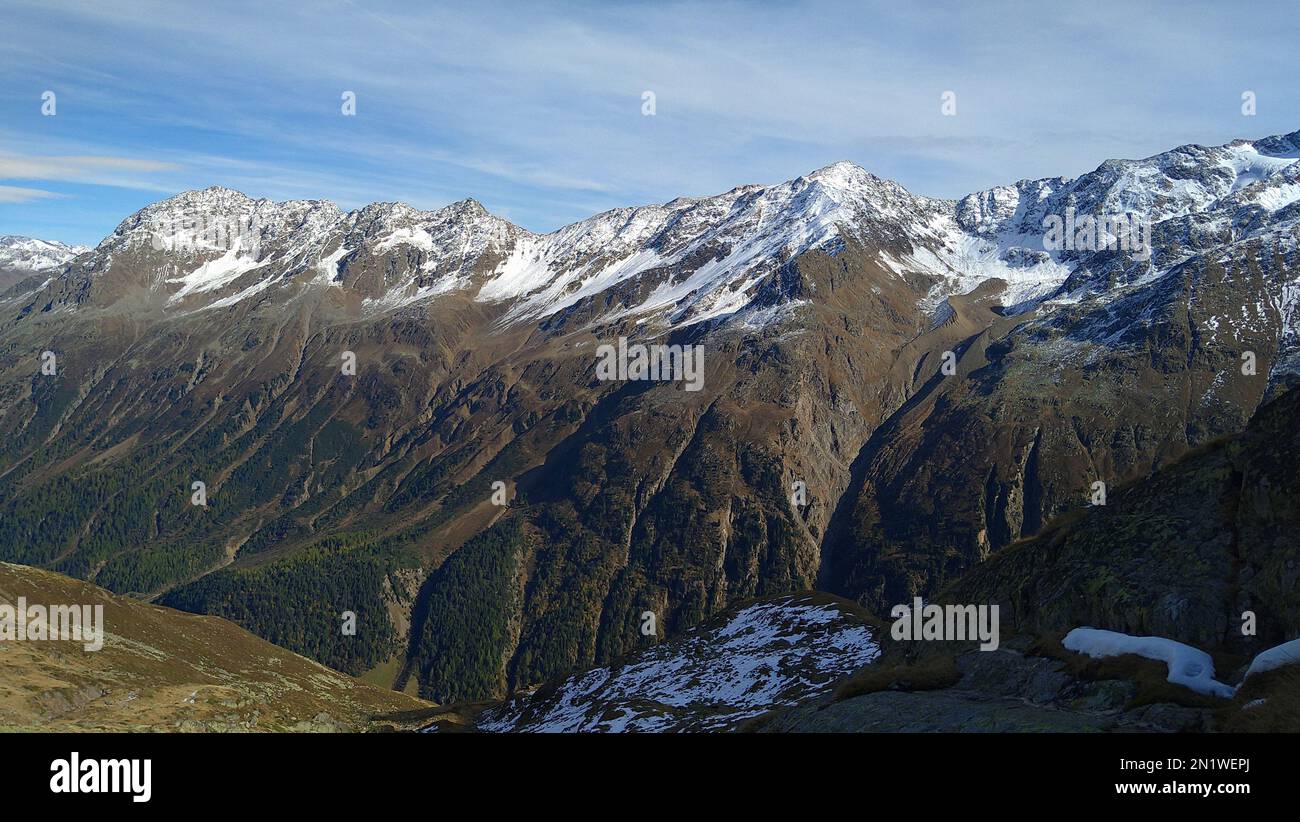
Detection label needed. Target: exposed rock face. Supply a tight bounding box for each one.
[0,130,1297,703]
[755,644,1216,733]
[944,384,1300,656]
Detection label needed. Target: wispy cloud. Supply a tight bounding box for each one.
[1,0,1298,245]
[0,154,180,181]
[0,184,63,203]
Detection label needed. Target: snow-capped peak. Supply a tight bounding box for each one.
[475,159,952,328]
[805,159,909,199]
[806,159,876,188]
[21,128,1300,326]
[0,235,89,274]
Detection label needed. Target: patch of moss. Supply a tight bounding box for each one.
[833,654,961,701]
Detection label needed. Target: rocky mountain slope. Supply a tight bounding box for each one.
[763,383,1300,733]
[0,129,1296,708]
[500,385,1300,734]
[454,592,880,732]
[0,561,428,731]
[945,382,1300,657]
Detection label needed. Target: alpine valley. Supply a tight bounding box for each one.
[3,129,1300,730]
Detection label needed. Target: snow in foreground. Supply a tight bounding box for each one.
[1243,637,1300,680]
[1063,628,1300,699]
[1063,628,1237,698]
[474,595,880,733]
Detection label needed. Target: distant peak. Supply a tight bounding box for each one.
[450,197,487,215]
[356,197,508,228]
[432,197,502,224]
[0,234,86,250]
[186,185,255,201]
[797,160,926,207]
[802,161,920,201]
[0,235,87,272]
[806,160,876,185]
[357,200,419,217]
[1249,128,1300,156]
[150,187,344,214]
[147,186,256,211]
[811,160,868,176]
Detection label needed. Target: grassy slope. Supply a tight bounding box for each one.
[0,562,429,731]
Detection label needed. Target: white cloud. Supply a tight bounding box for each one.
[2,0,1298,240]
[0,155,181,181]
[0,185,63,203]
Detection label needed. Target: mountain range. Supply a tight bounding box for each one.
[1,128,1298,709]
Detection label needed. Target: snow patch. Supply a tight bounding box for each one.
[1243,637,1300,680]
[165,242,265,303]
[1063,627,1236,698]
[475,596,880,733]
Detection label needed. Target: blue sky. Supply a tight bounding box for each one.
[2,0,1298,246]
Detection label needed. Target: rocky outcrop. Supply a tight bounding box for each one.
[945,385,1300,655]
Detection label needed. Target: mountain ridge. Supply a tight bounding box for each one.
[1,127,1297,705]
[12,127,1295,331]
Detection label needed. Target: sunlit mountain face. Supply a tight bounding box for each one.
[2,130,1297,722]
